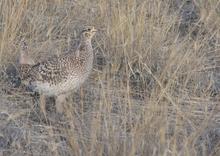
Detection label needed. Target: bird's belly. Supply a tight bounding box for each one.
[31,75,88,96]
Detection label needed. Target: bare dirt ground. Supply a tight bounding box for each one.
[0,0,220,156]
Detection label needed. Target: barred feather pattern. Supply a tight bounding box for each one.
[20,38,94,96]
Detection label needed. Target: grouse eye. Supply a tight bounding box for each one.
[87,28,91,31]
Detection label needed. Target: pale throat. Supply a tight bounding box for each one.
[81,37,92,44]
[80,38,92,50]
[76,37,93,58]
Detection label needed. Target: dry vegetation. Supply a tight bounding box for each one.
[0,0,220,155]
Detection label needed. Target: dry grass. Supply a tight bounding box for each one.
[0,0,220,156]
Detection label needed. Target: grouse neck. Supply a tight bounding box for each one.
[81,38,91,46]
[79,38,92,51]
[74,38,93,58]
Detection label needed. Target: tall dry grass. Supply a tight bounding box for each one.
[0,0,220,156]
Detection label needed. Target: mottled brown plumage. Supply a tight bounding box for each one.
[19,26,97,96]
